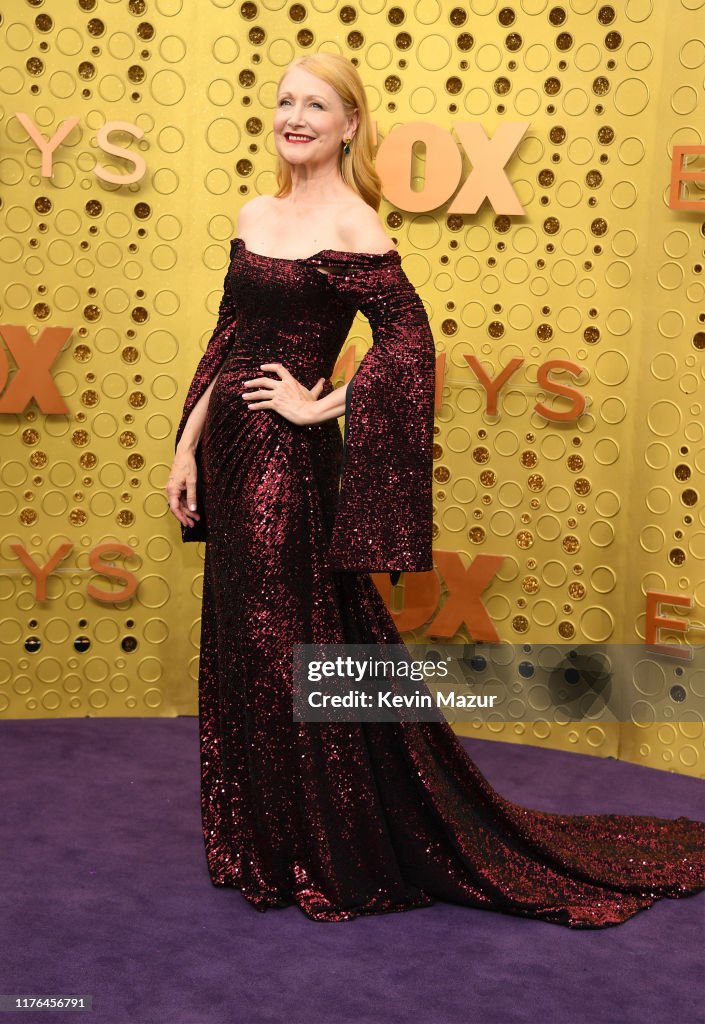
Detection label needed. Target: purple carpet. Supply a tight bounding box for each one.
[2,718,703,1024]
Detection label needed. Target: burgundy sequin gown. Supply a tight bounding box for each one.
[174,236,705,928]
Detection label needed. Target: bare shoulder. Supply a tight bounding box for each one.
[235,195,271,235]
[340,198,396,255]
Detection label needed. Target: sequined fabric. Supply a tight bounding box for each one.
[174,238,705,927]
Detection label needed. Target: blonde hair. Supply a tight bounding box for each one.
[273,54,383,212]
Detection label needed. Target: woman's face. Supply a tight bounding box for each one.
[273,66,357,171]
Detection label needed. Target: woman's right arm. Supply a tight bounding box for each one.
[168,202,266,535]
[167,246,238,531]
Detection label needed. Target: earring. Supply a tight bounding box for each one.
[343,137,352,155]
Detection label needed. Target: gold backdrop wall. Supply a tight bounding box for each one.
[1,1,704,778]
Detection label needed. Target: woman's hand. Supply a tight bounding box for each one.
[241,363,326,425]
[166,447,201,529]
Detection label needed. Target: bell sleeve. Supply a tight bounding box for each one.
[173,239,239,543]
[313,249,436,584]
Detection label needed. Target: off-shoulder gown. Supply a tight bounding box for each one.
[173,236,705,927]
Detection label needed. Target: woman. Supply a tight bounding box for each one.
[166,53,705,926]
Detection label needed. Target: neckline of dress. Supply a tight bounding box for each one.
[232,236,399,264]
